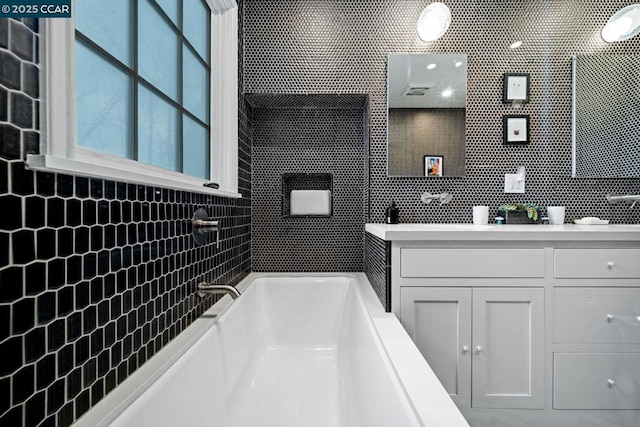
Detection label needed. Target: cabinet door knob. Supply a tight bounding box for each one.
[607,261,616,269]
[462,346,469,354]
[606,313,615,322]
[607,378,616,387]
[475,346,483,354]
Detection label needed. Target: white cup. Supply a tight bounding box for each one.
[473,206,489,225]
[547,206,566,225]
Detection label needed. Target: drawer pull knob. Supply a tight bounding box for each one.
[606,313,615,322]
[475,346,483,354]
[462,346,470,354]
[607,261,616,269]
[607,379,616,387]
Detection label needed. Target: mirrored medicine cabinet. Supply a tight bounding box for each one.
[572,54,640,178]
[387,53,467,177]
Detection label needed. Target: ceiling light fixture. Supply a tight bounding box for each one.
[509,41,523,49]
[602,3,640,42]
[426,63,437,69]
[417,2,452,42]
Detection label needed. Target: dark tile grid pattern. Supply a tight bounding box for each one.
[0,19,39,162]
[251,105,366,272]
[0,11,252,427]
[243,0,640,225]
[364,232,390,311]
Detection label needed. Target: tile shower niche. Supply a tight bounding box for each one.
[282,173,333,217]
[246,93,368,272]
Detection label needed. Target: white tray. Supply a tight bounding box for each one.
[574,217,610,225]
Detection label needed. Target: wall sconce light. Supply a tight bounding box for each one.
[417,2,452,42]
[601,3,640,42]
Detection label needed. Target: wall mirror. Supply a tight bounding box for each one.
[572,54,640,178]
[387,53,467,177]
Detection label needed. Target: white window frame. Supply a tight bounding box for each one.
[27,0,240,198]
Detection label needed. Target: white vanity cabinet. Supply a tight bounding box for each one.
[398,247,545,410]
[552,248,640,412]
[401,286,544,410]
[366,223,640,427]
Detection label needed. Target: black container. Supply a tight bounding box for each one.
[497,209,540,224]
[384,202,399,224]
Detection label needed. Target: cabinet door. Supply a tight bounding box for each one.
[472,287,544,409]
[400,287,472,407]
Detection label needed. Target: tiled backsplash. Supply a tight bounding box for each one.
[244,0,640,225]
[0,14,252,427]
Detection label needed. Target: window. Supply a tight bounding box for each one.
[29,0,239,196]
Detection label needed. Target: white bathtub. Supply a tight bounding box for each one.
[77,273,467,427]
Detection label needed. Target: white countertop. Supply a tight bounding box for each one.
[366,223,640,241]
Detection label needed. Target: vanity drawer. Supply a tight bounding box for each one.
[553,353,640,409]
[400,248,544,278]
[554,249,640,279]
[554,287,640,344]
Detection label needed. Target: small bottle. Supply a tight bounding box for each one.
[385,201,399,224]
[495,216,504,225]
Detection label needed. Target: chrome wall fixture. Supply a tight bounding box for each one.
[191,207,221,247]
[197,282,241,299]
[606,194,640,209]
[420,191,453,205]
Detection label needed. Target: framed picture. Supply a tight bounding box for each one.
[503,115,530,144]
[503,73,530,103]
[424,155,443,177]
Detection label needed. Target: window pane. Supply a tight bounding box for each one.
[76,41,132,159]
[183,0,209,61]
[183,115,209,179]
[75,0,132,67]
[138,85,179,171]
[138,0,179,100]
[183,46,209,123]
[154,0,178,24]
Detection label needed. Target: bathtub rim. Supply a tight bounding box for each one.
[74,272,468,427]
[73,273,254,427]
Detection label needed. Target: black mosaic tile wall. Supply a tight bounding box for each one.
[364,232,390,311]
[250,101,366,272]
[244,0,640,225]
[0,11,252,427]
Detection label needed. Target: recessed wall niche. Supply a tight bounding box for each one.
[282,173,333,217]
[246,93,369,272]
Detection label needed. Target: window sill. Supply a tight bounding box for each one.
[26,154,242,199]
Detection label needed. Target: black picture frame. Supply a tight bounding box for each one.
[503,115,530,144]
[502,73,530,103]
[424,155,444,176]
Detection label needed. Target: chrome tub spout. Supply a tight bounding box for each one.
[197,282,241,299]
